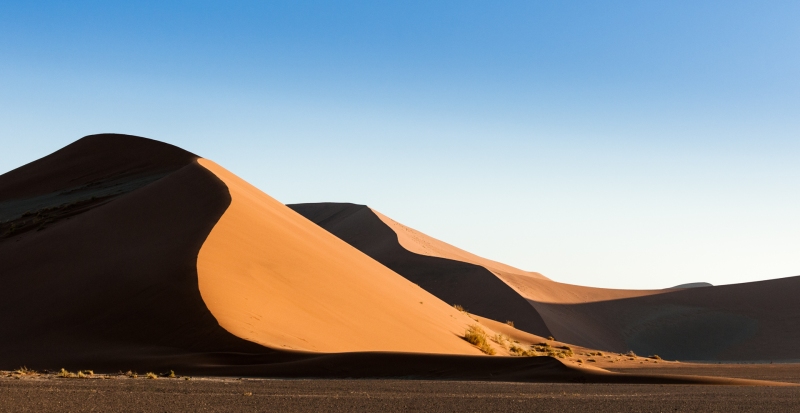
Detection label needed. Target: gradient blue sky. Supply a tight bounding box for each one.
[1,1,798,289]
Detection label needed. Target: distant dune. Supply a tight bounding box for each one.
[671,282,713,289]
[291,203,800,362]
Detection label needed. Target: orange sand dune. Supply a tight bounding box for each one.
[0,134,790,384]
[196,159,485,354]
[291,203,800,362]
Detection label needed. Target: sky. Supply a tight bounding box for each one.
[1,1,798,289]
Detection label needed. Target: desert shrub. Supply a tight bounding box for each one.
[587,358,597,363]
[547,336,555,341]
[650,355,662,360]
[146,372,158,380]
[14,367,36,375]
[453,304,465,312]
[464,324,495,355]
[58,368,76,378]
[493,334,508,349]
[506,320,514,327]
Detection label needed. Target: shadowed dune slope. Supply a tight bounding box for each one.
[0,134,197,201]
[288,203,553,337]
[291,203,800,362]
[0,135,274,371]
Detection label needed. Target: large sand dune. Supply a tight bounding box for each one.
[291,203,800,361]
[0,134,790,384]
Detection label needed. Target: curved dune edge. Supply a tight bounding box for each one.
[196,159,491,354]
[371,209,550,281]
[371,208,672,304]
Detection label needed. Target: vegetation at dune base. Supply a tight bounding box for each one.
[464,324,495,355]
[58,368,92,378]
[490,334,576,359]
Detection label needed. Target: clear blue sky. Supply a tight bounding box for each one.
[1,1,798,289]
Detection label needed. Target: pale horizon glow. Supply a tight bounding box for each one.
[1,1,798,289]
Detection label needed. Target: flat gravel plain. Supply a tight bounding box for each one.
[1,377,799,413]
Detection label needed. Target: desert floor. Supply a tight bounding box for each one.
[2,366,800,413]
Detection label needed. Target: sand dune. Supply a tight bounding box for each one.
[292,203,800,361]
[0,134,793,384]
[289,203,553,337]
[196,159,487,354]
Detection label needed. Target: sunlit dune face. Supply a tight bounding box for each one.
[195,159,486,354]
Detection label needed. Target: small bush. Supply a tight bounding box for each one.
[650,355,662,360]
[453,304,465,312]
[58,368,76,378]
[547,336,555,341]
[493,334,508,349]
[146,372,158,380]
[505,320,514,327]
[14,367,36,375]
[464,324,495,355]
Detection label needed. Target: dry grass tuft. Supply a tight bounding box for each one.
[492,334,509,350]
[505,320,514,327]
[146,372,158,380]
[58,368,76,378]
[14,367,37,376]
[464,324,495,355]
[453,304,465,312]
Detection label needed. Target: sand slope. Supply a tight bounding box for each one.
[291,203,800,361]
[196,160,486,354]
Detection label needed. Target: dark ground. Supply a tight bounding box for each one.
[607,362,800,384]
[1,375,799,413]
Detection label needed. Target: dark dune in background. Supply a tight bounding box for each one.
[291,202,800,362]
[532,275,800,361]
[288,203,553,337]
[1,134,758,385]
